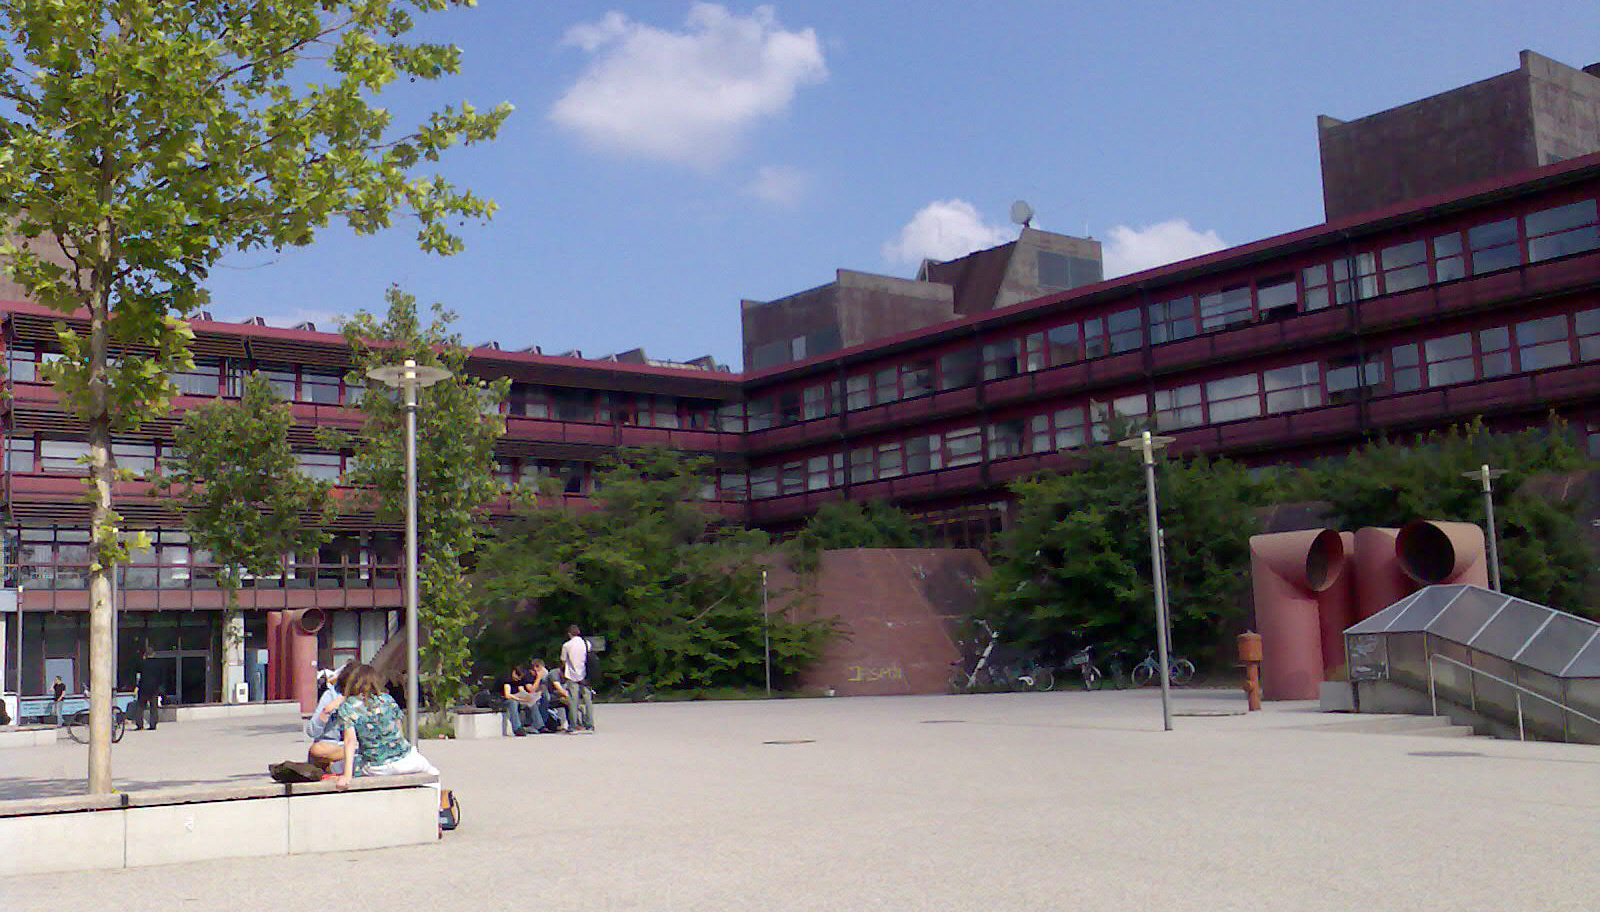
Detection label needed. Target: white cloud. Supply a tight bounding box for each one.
[744,164,810,206]
[1102,219,1227,278]
[550,4,827,168]
[882,200,1011,267]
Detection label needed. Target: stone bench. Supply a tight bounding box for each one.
[0,772,438,875]
[453,705,510,739]
[0,725,59,749]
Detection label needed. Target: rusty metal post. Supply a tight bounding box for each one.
[1237,632,1263,711]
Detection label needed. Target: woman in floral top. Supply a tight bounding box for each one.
[335,664,440,789]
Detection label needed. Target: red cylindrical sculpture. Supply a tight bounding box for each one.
[1250,529,1345,701]
[1396,520,1490,587]
[1352,527,1410,621]
[1317,530,1358,677]
[283,609,325,712]
[265,610,283,701]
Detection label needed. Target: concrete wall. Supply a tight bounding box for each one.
[741,271,956,371]
[1526,51,1600,164]
[771,548,988,696]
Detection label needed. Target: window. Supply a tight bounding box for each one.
[1263,363,1322,414]
[112,440,157,475]
[1379,240,1429,294]
[938,349,979,390]
[1478,327,1512,378]
[717,472,747,500]
[1028,407,1087,452]
[1391,344,1421,392]
[749,467,777,499]
[1577,308,1600,361]
[551,389,592,422]
[1103,308,1140,354]
[175,359,224,397]
[744,397,774,431]
[1199,285,1252,330]
[1022,333,1046,371]
[848,447,874,484]
[1255,275,1298,320]
[1152,384,1203,430]
[716,403,745,433]
[1433,232,1465,282]
[987,419,1026,459]
[1082,317,1106,359]
[905,435,942,473]
[294,451,342,481]
[802,383,836,419]
[1423,333,1475,386]
[1148,296,1196,344]
[875,443,903,479]
[301,370,342,405]
[1302,264,1332,311]
[40,439,90,474]
[806,454,843,491]
[1045,322,1085,365]
[638,395,682,428]
[1339,253,1378,301]
[258,365,297,400]
[845,375,872,410]
[1037,250,1101,289]
[1514,316,1572,370]
[6,434,34,471]
[980,339,1021,380]
[508,384,549,418]
[873,367,899,404]
[1526,199,1600,262]
[943,426,983,467]
[1091,394,1149,440]
[1205,374,1261,423]
[779,461,806,494]
[1325,355,1385,403]
[1468,218,1519,274]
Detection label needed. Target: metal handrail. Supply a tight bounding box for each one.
[1428,652,1600,741]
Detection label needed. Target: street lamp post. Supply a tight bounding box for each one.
[761,569,772,698]
[1118,430,1176,732]
[1461,464,1507,592]
[366,358,452,743]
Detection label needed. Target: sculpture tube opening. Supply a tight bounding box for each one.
[1397,520,1488,586]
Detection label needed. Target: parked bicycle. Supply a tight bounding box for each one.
[66,706,127,744]
[1065,646,1103,690]
[1130,651,1195,687]
[949,621,1055,692]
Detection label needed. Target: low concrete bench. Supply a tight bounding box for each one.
[0,725,58,749]
[453,705,510,739]
[0,773,438,875]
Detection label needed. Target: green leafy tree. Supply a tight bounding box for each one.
[0,0,508,791]
[477,447,834,691]
[787,499,928,572]
[161,372,336,698]
[1306,419,1594,613]
[982,445,1260,668]
[336,288,507,709]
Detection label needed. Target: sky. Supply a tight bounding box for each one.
[204,2,1600,369]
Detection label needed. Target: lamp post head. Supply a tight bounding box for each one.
[1116,430,1175,463]
[1460,464,1508,492]
[365,358,453,391]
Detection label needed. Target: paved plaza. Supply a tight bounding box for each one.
[4,688,1597,911]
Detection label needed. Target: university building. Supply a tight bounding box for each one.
[3,52,1599,709]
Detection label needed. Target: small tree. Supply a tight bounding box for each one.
[337,288,508,709]
[477,447,834,691]
[788,499,927,572]
[982,445,1260,667]
[0,0,508,792]
[162,372,336,699]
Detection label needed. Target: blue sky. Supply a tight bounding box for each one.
[205,2,1600,368]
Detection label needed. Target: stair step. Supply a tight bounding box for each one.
[1403,725,1477,738]
[1314,714,1458,734]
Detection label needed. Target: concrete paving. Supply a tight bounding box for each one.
[4,688,1597,912]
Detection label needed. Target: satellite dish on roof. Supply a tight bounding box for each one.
[1009,200,1034,229]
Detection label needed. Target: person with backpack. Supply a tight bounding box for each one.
[559,625,594,733]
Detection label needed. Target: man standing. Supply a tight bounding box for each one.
[560,625,594,733]
[133,662,163,731]
[51,675,66,726]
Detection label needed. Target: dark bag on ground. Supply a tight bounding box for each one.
[268,760,324,783]
[439,789,461,831]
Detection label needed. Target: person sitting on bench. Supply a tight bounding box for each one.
[305,662,355,772]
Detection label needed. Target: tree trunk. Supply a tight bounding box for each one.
[85,311,114,795]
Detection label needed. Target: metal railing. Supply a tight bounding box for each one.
[1428,652,1600,742]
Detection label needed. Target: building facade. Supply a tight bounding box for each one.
[4,58,1600,709]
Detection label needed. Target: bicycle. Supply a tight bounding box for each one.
[1065,646,1103,690]
[1130,651,1195,687]
[66,706,127,744]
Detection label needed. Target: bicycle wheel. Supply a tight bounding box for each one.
[1081,666,1101,691]
[110,709,127,743]
[67,709,90,744]
[1034,668,1056,692]
[1170,659,1196,686]
[1131,661,1155,688]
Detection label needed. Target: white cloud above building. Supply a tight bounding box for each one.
[1101,219,1227,278]
[882,200,1011,267]
[744,164,811,206]
[550,4,827,169]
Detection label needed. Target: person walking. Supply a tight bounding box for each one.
[133,664,163,731]
[51,675,66,726]
[560,625,594,733]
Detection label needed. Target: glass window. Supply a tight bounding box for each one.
[873,368,898,405]
[1106,308,1142,353]
[112,440,157,475]
[987,419,1025,459]
[6,434,34,472]
[876,443,903,479]
[1423,332,1476,386]
[902,361,933,398]
[1148,296,1196,344]
[1468,218,1520,274]
[1053,407,1087,450]
[845,375,871,411]
[1526,200,1600,262]
[749,468,777,499]
[848,447,874,484]
[1263,363,1322,414]
[1205,374,1261,423]
[1153,384,1203,430]
[715,403,745,433]
[745,397,774,431]
[1478,326,1512,377]
[980,339,1021,380]
[943,427,983,467]
[1046,323,1083,365]
[774,391,803,426]
[1198,285,1252,330]
[40,439,90,474]
[802,383,834,420]
[1302,264,1331,311]
[257,365,297,399]
[1391,344,1421,392]
[1256,275,1298,319]
[1325,355,1385,403]
[1577,308,1600,361]
[294,451,342,481]
[301,370,342,405]
[938,349,979,390]
[905,434,941,473]
[1334,253,1378,301]
[551,389,592,422]
[1082,318,1106,359]
[175,359,224,397]
[1380,240,1429,293]
[1433,232,1465,282]
[1515,316,1572,370]
[806,454,842,491]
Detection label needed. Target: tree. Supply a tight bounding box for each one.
[1305,419,1594,613]
[0,1,508,791]
[788,499,927,572]
[981,445,1260,668]
[477,447,834,691]
[161,372,336,699]
[337,288,507,709]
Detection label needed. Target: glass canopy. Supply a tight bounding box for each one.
[1347,585,1600,678]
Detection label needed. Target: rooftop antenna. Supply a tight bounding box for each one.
[1009,199,1035,231]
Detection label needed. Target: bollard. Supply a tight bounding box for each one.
[1237,632,1263,711]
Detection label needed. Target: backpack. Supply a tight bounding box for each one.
[268,760,324,783]
[439,789,461,831]
[583,638,599,688]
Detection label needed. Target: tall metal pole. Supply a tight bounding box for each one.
[1139,432,1174,732]
[1480,464,1501,592]
[761,569,772,697]
[404,376,420,744]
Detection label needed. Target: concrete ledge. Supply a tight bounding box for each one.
[1319,681,1355,712]
[454,708,507,739]
[0,773,437,875]
[0,726,58,749]
[173,700,301,722]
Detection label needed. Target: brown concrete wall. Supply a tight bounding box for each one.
[835,270,954,350]
[771,548,988,696]
[1525,51,1600,164]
